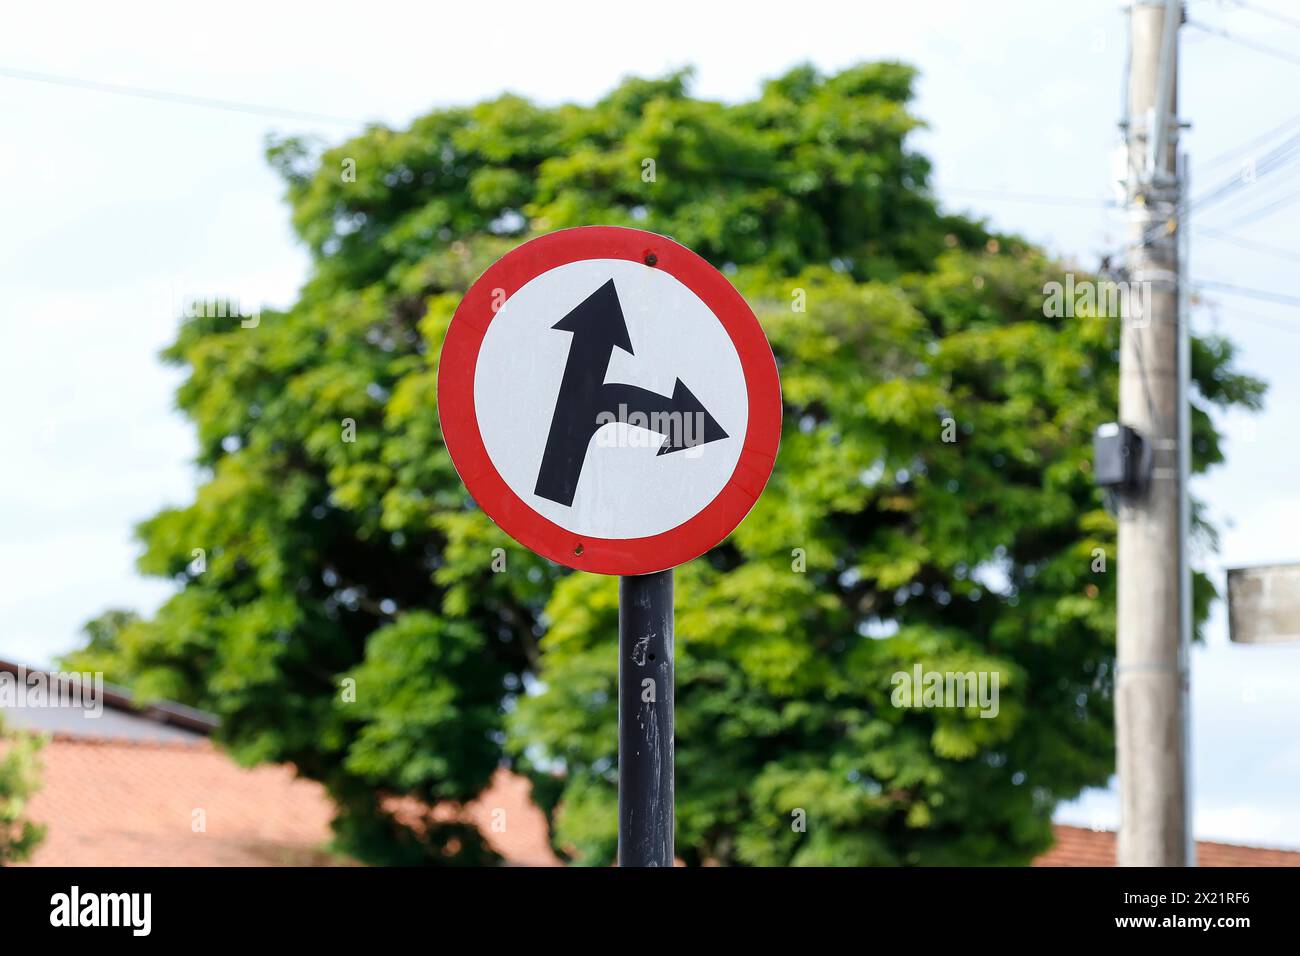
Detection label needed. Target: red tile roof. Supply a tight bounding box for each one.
[14,734,558,867]
[1035,824,1300,867]
[10,733,1298,867]
[464,770,560,866]
[19,736,340,866]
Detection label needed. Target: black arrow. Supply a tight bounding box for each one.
[533,278,729,507]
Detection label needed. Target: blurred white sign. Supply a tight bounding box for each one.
[1227,563,1300,645]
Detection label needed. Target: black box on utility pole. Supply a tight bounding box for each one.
[1093,422,1147,494]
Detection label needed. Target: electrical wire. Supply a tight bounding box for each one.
[1197,303,1300,335]
[1197,227,1300,264]
[942,188,1112,208]
[1214,186,1300,230]
[0,64,369,127]
[1186,19,1300,67]
[0,63,1126,215]
[1120,129,1300,253]
[1198,112,1300,173]
[1228,0,1300,34]
[1189,129,1300,215]
[1193,278,1300,307]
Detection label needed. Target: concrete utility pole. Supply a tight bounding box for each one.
[1117,0,1190,866]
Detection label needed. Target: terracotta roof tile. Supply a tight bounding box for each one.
[12,734,1298,867]
[1035,825,1300,867]
[14,737,558,867]
[18,737,340,867]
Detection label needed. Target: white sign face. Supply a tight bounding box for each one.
[1227,563,1300,644]
[474,258,748,540]
[439,226,781,575]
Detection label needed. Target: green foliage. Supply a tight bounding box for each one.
[0,717,46,865]
[58,609,136,683]
[76,62,1261,865]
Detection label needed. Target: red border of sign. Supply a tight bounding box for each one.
[437,226,781,576]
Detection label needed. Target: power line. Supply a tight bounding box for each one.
[1196,302,1300,335]
[0,64,369,127]
[1198,112,1300,173]
[1197,226,1300,263]
[1119,127,1300,254]
[1189,128,1300,214]
[942,187,1112,208]
[1186,19,1300,67]
[1193,278,1300,307]
[1215,185,1300,229]
[1117,24,1300,255]
[1231,310,1300,334]
[1230,0,1300,34]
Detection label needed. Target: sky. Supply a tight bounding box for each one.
[2,0,1298,850]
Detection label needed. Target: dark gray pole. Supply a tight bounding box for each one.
[618,569,674,867]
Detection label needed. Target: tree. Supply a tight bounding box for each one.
[0,717,46,865]
[61,609,139,682]
[74,63,1262,865]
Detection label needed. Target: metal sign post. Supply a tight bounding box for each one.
[618,570,674,866]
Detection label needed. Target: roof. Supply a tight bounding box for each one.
[18,737,1296,866]
[18,736,342,866]
[2,657,556,867]
[4,660,1298,867]
[1035,824,1300,867]
[14,736,557,867]
[0,659,216,741]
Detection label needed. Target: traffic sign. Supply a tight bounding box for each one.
[438,226,781,576]
[1227,563,1300,644]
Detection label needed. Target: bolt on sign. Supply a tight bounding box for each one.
[437,226,781,576]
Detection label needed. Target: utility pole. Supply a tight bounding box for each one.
[1117,0,1190,866]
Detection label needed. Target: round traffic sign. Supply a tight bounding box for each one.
[437,226,781,575]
